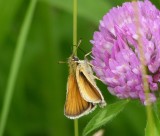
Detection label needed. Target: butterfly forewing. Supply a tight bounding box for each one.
[64,74,93,119]
[76,60,106,106]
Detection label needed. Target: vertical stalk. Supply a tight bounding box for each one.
[0,0,37,135]
[74,119,79,136]
[73,0,77,56]
[73,0,79,136]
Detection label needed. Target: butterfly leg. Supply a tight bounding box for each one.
[84,51,92,58]
[86,62,104,82]
[93,75,104,82]
[87,62,102,70]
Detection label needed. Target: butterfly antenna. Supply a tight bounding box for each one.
[77,39,82,48]
[58,61,68,64]
[72,39,82,56]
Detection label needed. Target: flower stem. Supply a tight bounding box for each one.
[0,0,37,135]
[133,1,154,135]
[73,0,79,136]
[146,106,155,136]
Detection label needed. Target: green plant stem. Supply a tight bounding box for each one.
[0,0,37,135]
[74,119,79,136]
[73,0,79,136]
[73,0,77,56]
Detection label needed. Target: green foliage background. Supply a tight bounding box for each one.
[0,0,159,135]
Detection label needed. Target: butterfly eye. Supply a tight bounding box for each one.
[72,56,79,61]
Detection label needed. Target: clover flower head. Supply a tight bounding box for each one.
[91,0,160,105]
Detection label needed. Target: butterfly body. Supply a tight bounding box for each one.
[64,55,106,119]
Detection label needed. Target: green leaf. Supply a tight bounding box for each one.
[82,100,129,136]
[40,0,112,24]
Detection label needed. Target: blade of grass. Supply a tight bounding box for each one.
[0,0,22,47]
[0,0,37,135]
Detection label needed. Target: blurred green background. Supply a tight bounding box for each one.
[0,0,159,136]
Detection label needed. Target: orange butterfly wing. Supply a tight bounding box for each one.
[64,74,93,119]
